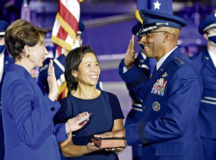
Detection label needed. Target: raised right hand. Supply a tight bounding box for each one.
[47,60,59,101]
[124,35,135,69]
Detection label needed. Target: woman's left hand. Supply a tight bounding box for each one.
[66,112,90,134]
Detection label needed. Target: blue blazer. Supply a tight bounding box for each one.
[1,64,67,160]
[0,52,14,159]
[120,48,203,160]
[191,49,216,138]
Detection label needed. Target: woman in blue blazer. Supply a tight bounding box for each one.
[1,19,89,160]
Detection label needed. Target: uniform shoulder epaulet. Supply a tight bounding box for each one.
[173,57,185,66]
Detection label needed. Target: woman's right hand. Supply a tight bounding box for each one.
[47,60,59,101]
[65,112,90,134]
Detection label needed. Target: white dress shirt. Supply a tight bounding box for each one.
[0,52,4,82]
[208,49,216,68]
[156,46,178,70]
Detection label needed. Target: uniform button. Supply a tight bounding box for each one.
[51,107,55,111]
[205,56,209,60]
[160,68,164,72]
[143,106,146,110]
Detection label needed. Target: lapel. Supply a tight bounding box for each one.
[152,48,179,80]
[143,48,179,97]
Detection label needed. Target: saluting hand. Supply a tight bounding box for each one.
[47,60,59,101]
[124,35,135,69]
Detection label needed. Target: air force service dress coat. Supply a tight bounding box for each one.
[120,48,203,160]
[1,64,67,160]
[119,53,151,124]
[0,52,13,159]
[191,49,216,158]
[119,53,153,160]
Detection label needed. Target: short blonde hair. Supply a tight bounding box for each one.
[5,19,47,61]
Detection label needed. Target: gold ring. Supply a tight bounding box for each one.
[48,72,52,76]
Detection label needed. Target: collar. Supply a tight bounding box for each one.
[140,52,147,60]
[208,48,216,68]
[7,64,30,75]
[156,46,178,70]
[0,53,4,82]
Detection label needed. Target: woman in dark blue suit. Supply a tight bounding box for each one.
[1,19,89,160]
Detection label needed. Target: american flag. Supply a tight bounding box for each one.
[51,0,83,57]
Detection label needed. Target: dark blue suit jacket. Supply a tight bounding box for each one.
[120,48,203,160]
[1,64,67,160]
[191,49,216,138]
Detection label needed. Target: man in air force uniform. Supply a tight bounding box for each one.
[119,21,156,160]
[0,20,13,159]
[96,0,204,160]
[191,11,216,160]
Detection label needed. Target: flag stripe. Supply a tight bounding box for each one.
[56,13,76,41]
[51,36,73,51]
[51,18,60,36]
[57,26,68,41]
[52,0,81,54]
[59,0,79,33]
[60,0,80,20]
[65,34,74,45]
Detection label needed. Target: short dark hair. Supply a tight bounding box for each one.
[5,19,47,61]
[65,46,97,91]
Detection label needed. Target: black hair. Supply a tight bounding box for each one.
[65,46,97,92]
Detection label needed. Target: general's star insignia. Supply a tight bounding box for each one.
[153,1,161,10]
